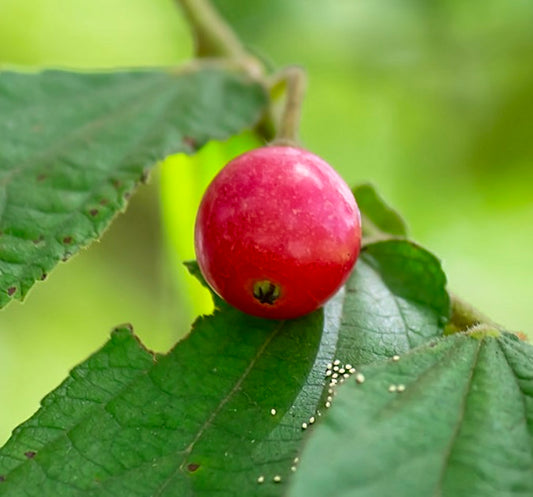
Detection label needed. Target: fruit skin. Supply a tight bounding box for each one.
[194,146,362,319]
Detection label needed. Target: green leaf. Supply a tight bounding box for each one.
[353,183,408,238]
[0,239,449,496]
[0,312,329,496]
[0,67,267,308]
[289,331,533,497]
[334,240,450,366]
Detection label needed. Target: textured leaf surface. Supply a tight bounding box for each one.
[0,240,449,496]
[353,183,407,238]
[0,68,267,308]
[0,315,329,496]
[289,331,533,497]
[334,240,450,366]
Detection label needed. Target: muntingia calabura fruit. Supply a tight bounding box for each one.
[194,146,361,319]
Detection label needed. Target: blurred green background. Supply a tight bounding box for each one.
[0,0,532,444]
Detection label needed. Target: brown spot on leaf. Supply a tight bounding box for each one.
[7,287,16,296]
[112,179,122,189]
[63,236,73,244]
[0,475,5,482]
[183,136,197,148]
[515,332,528,341]
[89,209,99,217]
[36,173,47,182]
[99,198,109,206]
[41,273,47,281]
[124,192,131,200]
[140,170,150,183]
[24,451,36,459]
[187,463,200,472]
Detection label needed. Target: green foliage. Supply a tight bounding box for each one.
[0,235,449,495]
[341,240,450,366]
[353,183,407,238]
[289,331,533,497]
[0,68,266,308]
[0,2,530,495]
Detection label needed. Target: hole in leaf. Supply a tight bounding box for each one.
[7,287,16,296]
[24,451,36,459]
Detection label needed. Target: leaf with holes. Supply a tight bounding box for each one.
[0,239,449,496]
[289,330,533,497]
[0,67,267,308]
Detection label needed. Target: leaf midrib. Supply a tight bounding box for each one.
[496,336,533,465]
[363,259,415,350]
[0,76,192,295]
[431,336,483,497]
[0,75,170,188]
[152,319,288,496]
[3,321,291,494]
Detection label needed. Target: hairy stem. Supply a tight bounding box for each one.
[448,292,497,331]
[270,66,307,146]
[176,0,263,77]
[176,0,244,58]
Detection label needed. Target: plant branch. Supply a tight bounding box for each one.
[175,0,263,77]
[176,0,244,58]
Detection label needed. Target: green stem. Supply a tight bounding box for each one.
[448,292,497,331]
[176,0,244,58]
[176,0,263,76]
[270,66,307,146]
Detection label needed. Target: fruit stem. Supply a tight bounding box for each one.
[270,66,307,146]
[176,0,263,77]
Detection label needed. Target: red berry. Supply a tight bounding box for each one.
[194,146,361,319]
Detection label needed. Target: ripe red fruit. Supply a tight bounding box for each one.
[194,146,361,319]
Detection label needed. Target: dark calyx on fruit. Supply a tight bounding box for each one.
[253,280,280,305]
